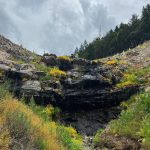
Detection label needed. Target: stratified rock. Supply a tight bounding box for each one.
[0,55,139,111]
[15,80,63,106]
[61,85,138,110]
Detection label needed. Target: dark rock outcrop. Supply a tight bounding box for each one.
[57,58,73,71]
[0,57,139,111]
[0,62,45,80]
[61,86,138,111]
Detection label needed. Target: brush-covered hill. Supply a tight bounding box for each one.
[0,35,40,62]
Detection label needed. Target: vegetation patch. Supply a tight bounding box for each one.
[31,61,51,73]
[116,65,150,88]
[95,91,150,149]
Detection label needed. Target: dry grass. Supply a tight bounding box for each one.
[0,116,11,150]
[0,99,64,150]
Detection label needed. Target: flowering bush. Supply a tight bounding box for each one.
[58,56,71,61]
[49,68,66,77]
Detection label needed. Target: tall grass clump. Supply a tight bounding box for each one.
[0,81,12,100]
[0,115,11,150]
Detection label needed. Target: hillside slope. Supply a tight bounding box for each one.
[101,41,150,68]
[0,35,40,62]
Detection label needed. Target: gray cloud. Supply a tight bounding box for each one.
[0,0,149,55]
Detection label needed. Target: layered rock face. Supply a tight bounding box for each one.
[60,63,138,110]
[0,55,139,111]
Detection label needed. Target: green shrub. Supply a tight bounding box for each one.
[32,62,51,73]
[57,126,82,150]
[28,97,55,121]
[0,80,82,150]
[116,73,138,88]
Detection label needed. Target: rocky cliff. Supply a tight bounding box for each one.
[0,52,139,111]
[0,35,150,139]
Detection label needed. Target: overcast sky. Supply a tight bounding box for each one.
[0,0,149,55]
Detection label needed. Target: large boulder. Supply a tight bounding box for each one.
[42,54,58,66]
[57,57,73,71]
[15,80,63,106]
[0,60,15,71]
[21,80,41,92]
